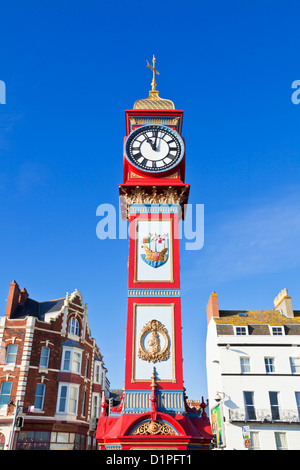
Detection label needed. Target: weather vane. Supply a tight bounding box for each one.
[146,55,160,92]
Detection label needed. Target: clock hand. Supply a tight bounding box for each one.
[154,129,158,150]
[144,133,155,150]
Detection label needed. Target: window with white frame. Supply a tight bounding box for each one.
[240,357,250,373]
[84,358,89,377]
[34,383,46,410]
[69,386,78,414]
[39,347,50,368]
[61,348,82,374]
[264,357,275,373]
[0,381,12,406]
[94,363,101,383]
[269,391,280,420]
[271,326,284,335]
[92,393,101,418]
[56,383,79,415]
[250,431,260,450]
[68,317,80,336]
[290,357,300,374]
[295,392,300,419]
[5,344,18,365]
[243,391,256,420]
[235,326,247,336]
[81,391,86,416]
[72,351,81,374]
[274,432,288,450]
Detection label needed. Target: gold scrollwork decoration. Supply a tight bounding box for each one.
[138,319,170,363]
[132,420,176,436]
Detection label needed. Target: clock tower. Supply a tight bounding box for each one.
[96,56,212,450]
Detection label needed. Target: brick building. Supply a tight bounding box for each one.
[0,280,109,450]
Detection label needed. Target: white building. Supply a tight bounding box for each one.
[206,289,300,450]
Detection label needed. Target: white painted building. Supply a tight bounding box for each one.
[206,289,300,450]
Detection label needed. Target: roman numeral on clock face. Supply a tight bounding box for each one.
[136,156,147,167]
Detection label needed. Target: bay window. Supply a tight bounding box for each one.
[56,383,79,415]
[61,347,82,374]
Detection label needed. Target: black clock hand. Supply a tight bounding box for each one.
[144,133,155,150]
[154,129,158,150]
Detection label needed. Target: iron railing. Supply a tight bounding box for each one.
[229,408,300,423]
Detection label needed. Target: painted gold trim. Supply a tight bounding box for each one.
[130,171,178,179]
[131,420,176,435]
[131,171,145,179]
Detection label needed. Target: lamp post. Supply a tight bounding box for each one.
[8,399,19,450]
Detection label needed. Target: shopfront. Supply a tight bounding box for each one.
[13,421,88,450]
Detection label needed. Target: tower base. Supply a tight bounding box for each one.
[96,395,212,450]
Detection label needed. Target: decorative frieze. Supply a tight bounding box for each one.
[119,186,189,220]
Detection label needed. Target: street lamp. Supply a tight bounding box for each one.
[8,399,19,450]
[214,391,226,403]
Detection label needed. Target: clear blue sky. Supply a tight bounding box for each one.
[1,0,300,399]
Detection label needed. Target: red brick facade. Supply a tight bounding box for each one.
[0,281,109,450]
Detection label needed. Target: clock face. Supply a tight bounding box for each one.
[125,124,184,173]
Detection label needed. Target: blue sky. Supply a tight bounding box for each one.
[1,0,300,399]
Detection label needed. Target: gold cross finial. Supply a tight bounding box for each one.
[146,55,160,98]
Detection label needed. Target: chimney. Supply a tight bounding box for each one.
[206,291,219,324]
[5,280,20,318]
[19,287,29,304]
[273,288,294,318]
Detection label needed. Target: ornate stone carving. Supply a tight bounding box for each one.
[138,319,170,363]
[119,185,190,220]
[132,420,176,436]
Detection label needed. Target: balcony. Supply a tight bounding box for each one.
[229,408,300,424]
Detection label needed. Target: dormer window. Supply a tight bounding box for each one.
[68,317,80,336]
[271,326,284,336]
[235,326,247,336]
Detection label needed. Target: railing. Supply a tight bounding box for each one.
[229,408,300,423]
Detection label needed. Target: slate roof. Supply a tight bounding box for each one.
[61,339,84,349]
[215,309,300,326]
[11,297,65,321]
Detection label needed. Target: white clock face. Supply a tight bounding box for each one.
[125,124,184,173]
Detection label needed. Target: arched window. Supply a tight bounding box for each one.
[68,317,80,336]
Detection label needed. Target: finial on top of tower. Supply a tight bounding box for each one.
[146,54,160,97]
[133,55,175,110]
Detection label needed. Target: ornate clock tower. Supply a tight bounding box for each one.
[96,56,212,450]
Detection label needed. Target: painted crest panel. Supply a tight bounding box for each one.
[135,219,173,282]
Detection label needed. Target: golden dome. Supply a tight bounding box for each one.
[134,90,175,110]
